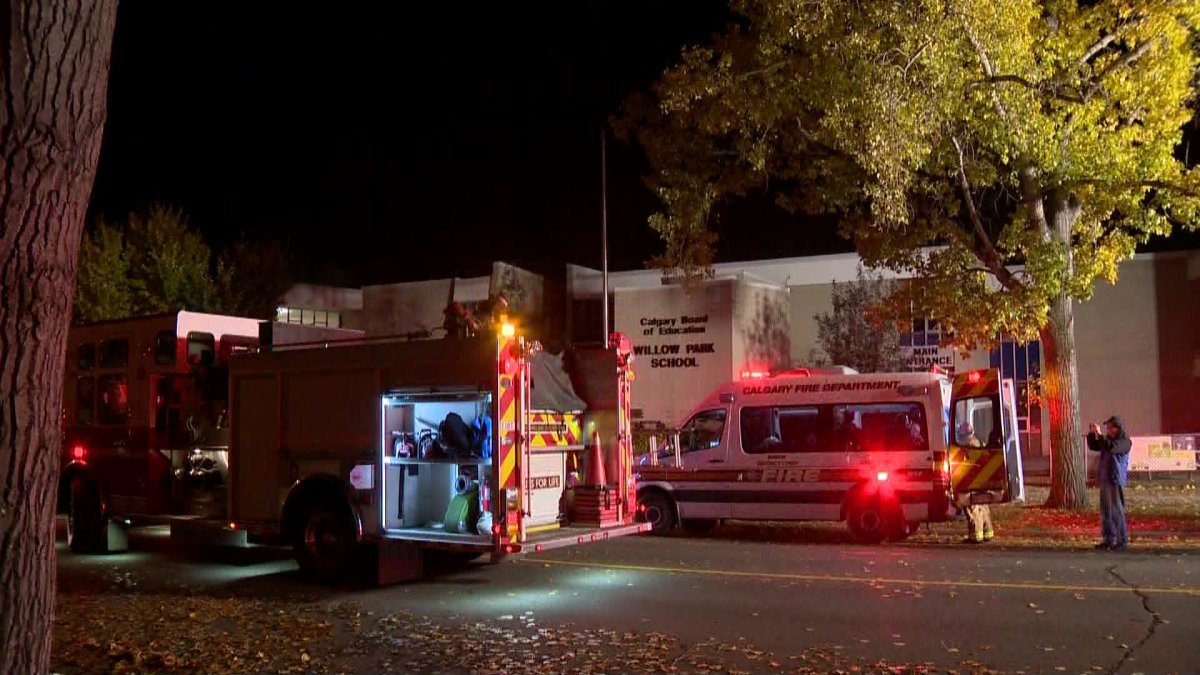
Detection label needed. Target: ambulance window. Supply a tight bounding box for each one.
[98,338,129,368]
[76,377,95,426]
[830,402,928,451]
[682,409,726,453]
[953,395,1001,449]
[77,343,95,371]
[97,374,129,425]
[741,406,820,454]
[155,330,177,365]
[186,332,215,365]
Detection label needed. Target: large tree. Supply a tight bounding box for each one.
[0,1,119,673]
[621,0,1200,508]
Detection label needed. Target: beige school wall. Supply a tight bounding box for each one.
[785,252,1200,451]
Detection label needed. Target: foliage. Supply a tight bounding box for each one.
[123,204,218,315]
[74,219,134,322]
[620,0,1200,507]
[811,269,905,373]
[75,204,290,321]
[214,238,291,319]
[618,0,1200,348]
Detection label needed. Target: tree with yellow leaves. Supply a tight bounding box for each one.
[620,0,1200,508]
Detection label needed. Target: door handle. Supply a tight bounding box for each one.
[708,459,723,464]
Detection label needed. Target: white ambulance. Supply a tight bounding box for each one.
[636,367,1024,542]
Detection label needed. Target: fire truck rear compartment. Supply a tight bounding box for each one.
[381,392,494,545]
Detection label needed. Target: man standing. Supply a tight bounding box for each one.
[1087,416,1131,551]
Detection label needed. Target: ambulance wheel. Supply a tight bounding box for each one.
[639,491,676,534]
[295,502,355,583]
[682,519,718,536]
[846,497,894,544]
[67,477,106,554]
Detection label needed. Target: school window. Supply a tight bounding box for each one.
[76,377,95,426]
[989,340,1041,436]
[900,318,952,349]
[680,409,726,453]
[155,330,176,365]
[77,343,95,371]
[97,374,129,425]
[98,338,129,368]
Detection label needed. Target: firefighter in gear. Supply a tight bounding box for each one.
[958,422,994,543]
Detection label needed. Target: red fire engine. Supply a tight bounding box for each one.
[59,311,359,553]
[226,321,645,582]
[60,310,646,582]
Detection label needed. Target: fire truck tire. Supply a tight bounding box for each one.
[846,495,898,544]
[639,490,676,534]
[295,502,356,583]
[681,519,718,536]
[67,477,106,554]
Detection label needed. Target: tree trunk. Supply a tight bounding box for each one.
[1041,192,1088,509]
[1040,297,1088,508]
[0,3,118,674]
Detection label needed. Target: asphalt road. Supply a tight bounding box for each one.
[55,521,1200,674]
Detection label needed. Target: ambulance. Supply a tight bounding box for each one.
[636,367,1024,542]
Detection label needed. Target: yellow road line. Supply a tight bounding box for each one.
[525,558,1200,597]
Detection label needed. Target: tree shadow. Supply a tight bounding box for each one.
[740,286,791,370]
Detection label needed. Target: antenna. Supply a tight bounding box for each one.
[601,130,610,340]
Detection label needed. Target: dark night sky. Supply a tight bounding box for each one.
[86,1,845,287]
[87,3,1195,287]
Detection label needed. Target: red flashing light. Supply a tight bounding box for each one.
[741,370,769,380]
[534,544,543,552]
[503,545,515,553]
[876,471,889,482]
[967,370,982,384]
[71,445,87,461]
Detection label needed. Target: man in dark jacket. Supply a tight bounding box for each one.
[1086,416,1131,551]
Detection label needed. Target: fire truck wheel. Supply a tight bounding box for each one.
[296,503,355,583]
[639,491,676,534]
[681,519,718,536]
[846,496,895,544]
[67,477,105,554]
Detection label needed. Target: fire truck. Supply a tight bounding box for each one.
[225,323,645,582]
[61,311,645,582]
[59,311,361,553]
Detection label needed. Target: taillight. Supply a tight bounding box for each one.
[71,445,87,461]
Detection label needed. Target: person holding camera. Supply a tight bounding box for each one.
[1086,416,1131,551]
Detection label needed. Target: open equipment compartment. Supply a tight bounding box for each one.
[381,390,494,546]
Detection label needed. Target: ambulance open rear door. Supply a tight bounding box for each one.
[948,369,1025,506]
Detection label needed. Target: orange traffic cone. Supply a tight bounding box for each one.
[583,431,607,487]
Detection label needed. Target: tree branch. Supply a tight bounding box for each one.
[1077,34,1117,70]
[1070,177,1200,198]
[950,136,1021,290]
[974,75,1085,104]
[1081,37,1158,102]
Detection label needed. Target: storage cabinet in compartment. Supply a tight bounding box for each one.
[381,392,493,542]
